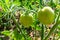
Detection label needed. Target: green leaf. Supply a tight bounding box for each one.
[13,0,21,6]
[26,36,32,40]
[1,30,10,36]
[5,0,10,8]
[53,0,59,5]
[21,37,25,40]
[13,29,22,40]
[5,0,9,5]
[36,26,41,30]
[58,32,60,37]
[0,12,3,17]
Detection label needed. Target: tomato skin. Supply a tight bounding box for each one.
[38,6,55,25]
[20,14,33,27]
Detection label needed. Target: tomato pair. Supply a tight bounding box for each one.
[20,6,55,27]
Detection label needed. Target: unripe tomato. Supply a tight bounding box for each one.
[20,14,33,27]
[38,6,55,25]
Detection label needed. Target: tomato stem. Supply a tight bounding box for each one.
[39,0,43,8]
[12,15,27,40]
[41,24,44,40]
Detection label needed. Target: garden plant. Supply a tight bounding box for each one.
[0,0,60,40]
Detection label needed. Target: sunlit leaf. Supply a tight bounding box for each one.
[5,0,9,5]
[1,30,10,36]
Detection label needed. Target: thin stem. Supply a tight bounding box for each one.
[20,0,23,7]
[41,24,44,40]
[39,0,43,8]
[1,0,9,11]
[34,12,37,40]
[12,15,27,40]
[12,15,20,30]
[53,30,56,40]
[44,21,60,40]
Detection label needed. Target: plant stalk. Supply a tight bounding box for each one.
[12,15,27,40]
[41,24,44,40]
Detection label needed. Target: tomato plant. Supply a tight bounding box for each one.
[0,0,60,40]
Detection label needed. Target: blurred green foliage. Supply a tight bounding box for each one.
[0,0,60,40]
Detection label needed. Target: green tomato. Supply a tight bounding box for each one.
[38,6,55,25]
[20,14,33,27]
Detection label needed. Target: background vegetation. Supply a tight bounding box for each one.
[0,0,60,40]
